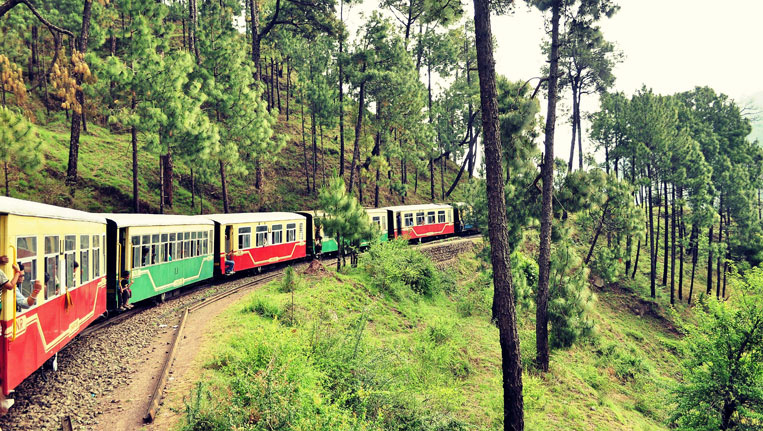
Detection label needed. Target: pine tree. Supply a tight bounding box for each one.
[0,106,42,197]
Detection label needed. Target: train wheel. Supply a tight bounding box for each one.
[157,292,167,304]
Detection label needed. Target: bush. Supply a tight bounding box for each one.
[243,297,283,319]
[361,239,440,298]
[279,266,302,293]
[590,246,621,284]
[511,250,538,309]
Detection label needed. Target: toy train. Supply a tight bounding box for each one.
[0,197,477,401]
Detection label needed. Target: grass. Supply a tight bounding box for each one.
[177,240,688,431]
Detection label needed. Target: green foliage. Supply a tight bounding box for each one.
[243,297,283,320]
[510,250,538,309]
[548,227,597,349]
[0,106,42,196]
[318,176,377,267]
[671,268,763,430]
[279,266,302,293]
[360,239,441,299]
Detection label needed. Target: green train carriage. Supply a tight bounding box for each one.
[105,214,215,310]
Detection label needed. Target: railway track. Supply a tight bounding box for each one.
[143,271,284,423]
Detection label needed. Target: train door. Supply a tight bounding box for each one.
[396,212,402,237]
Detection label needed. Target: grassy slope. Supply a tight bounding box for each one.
[7,102,469,214]
[177,235,713,431]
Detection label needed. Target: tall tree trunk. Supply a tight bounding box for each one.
[311,110,317,192]
[249,0,261,81]
[662,181,668,285]
[219,160,229,213]
[190,168,195,210]
[567,82,577,173]
[585,201,609,265]
[428,62,435,200]
[716,197,723,299]
[632,237,641,279]
[576,89,583,170]
[163,149,173,207]
[255,158,262,190]
[188,0,199,63]
[276,60,282,113]
[301,98,310,193]
[648,168,656,298]
[321,124,325,186]
[3,162,9,197]
[678,187,684,301]
[66,0,94,190]
[536,0,561,374]
[285,60,290,120]
[473,0,524,427]
[348,75,366,193]
[440,154,445,199]
[338,0,345,178]
[374,167,380,208]
[706,224,714,295]
[670,184,676,304]
[656,186,661,262]
[159,155,165,214]
[131,95,139,212]
[688,224,698,304]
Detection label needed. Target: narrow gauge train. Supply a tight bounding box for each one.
[0,196,476,406]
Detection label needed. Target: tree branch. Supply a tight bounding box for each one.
[0,0,74,38]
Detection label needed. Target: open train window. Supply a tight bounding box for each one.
[80,235,90,284]
[65,235,76,288]
[184,232,191,259]
[416,212,425,225]
[438,211,446,223]
[44,236,60,299]
[238,227,252,249]
[286,223,296,243]
[372,216,381,228]
[92,235,100,278]
[132,236,141,268]
[404,213,414,227]
[17,236,37,300]
[256,226,268,247]
[427,211,435,224]
[272,225,283,245]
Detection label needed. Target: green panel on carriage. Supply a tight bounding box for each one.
[320,238,339,253]
[360,232,388,247]
[129,255,213,303]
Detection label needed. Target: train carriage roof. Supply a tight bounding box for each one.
[205,212,306,225]
[0,196,106,224]
[383,204,453,212]
[103,213,214,227]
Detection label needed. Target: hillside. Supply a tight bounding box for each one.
[166,239,702,431]
[5,105,471,214]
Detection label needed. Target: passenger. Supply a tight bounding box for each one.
[15,272,41,311]
[225,251,235,275]
[120,270,133,309]
[0,255,23,291]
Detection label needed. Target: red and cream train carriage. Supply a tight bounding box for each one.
[207,213,308,275]
[385,204,455,240]
[0,197,107,396]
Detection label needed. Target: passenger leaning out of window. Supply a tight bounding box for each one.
[15,270,41,311]
[0,255,23,291]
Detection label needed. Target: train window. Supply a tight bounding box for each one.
[272,225,283,245]
[438,211,446,223]
[182,232,190,259]
[286,224,296,243]
[80,249,89,284]
[65,235,76,252]
[142,242,151,267]
[195,232,202,257]
[132,236,141,268]
[256,226,268,247]
[239,227,252,249]
[372,216,381,227]
[427,211,436,224]
[404,213,414,227]
[416,212,425,225]
[16,236,38,301]
[44,236,60,299]
[92,235,100,278]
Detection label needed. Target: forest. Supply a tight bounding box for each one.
[2,0,763,429]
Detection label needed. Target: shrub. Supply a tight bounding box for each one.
[243,297,283,319]
[279,266,301,293]
[361,239,440,298]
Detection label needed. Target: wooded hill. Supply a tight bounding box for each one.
[0,0,476,215]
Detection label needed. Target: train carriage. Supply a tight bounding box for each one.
[208,213,307,275]
[297,210,339,255]
[364,208,389,246]
[105,214,215,309]
[0,197,107,395]
[385,204,455,240]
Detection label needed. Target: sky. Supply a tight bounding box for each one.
[346,0,763,168]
